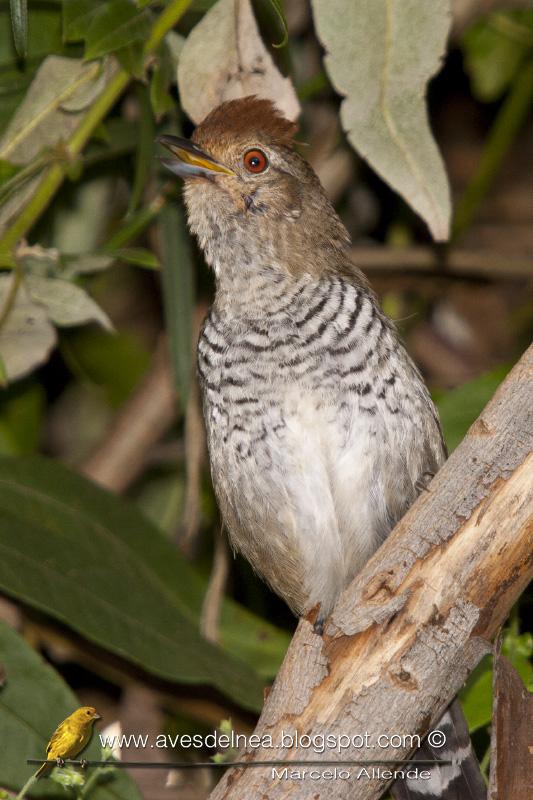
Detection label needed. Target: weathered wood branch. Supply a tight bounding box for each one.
[208,343,533,800]
[349,245,533,280]
[488,652,533,798]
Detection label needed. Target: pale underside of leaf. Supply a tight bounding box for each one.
[0,275,57,381]
[177,0,300,124]
[0,56,120,236]
[26,275,114,331]
[311,0,452,241]
[0,56,100,163]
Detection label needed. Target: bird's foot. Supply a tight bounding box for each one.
[304,603,325,636]
[56,757,65,768]
[80,759,89,770]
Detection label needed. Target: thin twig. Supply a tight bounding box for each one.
[79,336,177,493]
[201,529,230,644]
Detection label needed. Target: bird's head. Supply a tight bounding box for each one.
[158,97,350,279]
[73,706,101,726]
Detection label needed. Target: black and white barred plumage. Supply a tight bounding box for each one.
[198,272,443,618]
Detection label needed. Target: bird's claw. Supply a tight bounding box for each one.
[313,617,325,636]
[80,759,89,770]
[56,757,65,768]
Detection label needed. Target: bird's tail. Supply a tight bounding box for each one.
[391,698,487,800]
[35,760,53,779]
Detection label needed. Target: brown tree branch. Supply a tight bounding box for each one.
[488,653,533,798]
[207,343,533,800]
[349,246,533,280]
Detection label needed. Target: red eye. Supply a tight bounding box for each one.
[243,149,268,174]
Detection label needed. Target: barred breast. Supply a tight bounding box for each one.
[198,272,444,618]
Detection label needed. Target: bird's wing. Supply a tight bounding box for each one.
[46,720,68,756]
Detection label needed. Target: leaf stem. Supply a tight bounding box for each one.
[0,265,22,333]
[15,773,37,800]
[0,0,192,252]
[453,58,533,239]
[144,0,191,54]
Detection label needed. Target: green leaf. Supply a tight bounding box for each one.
[1,5,63,68]
[0,456,265,711]
[115,41,146,78]
[502,624,533,688]
[160,203,194,404]
[84,2,152,61]
[9,0,28,59]
[463,11,533,102]
[0,620,143,799]
[60,328,150,407]
[0,381,44,456]
[0,160,19,187]
[311,0,452,241]
[63,0,107,43]
[265,0,288,48]
[459,656,493,733]
[149,43,176,121]
[436,366,510,452]
[108,246,160,269]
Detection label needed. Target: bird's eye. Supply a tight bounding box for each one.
[243,149,268,174]
[86,710,91,716]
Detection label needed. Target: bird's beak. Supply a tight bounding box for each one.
[93,713,102,720]
[157,135,235,180]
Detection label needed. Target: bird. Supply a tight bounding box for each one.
[36,706,101,778]
[158,96,486,800]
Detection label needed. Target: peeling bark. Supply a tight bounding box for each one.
[208,344,533,800]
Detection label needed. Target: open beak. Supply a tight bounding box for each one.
[157,135,235,180]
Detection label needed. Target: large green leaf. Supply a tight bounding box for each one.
[60,329,150,408]
[311,0,452,241]
[64,0,152,61]
[0,621,143,799]
[0,456,268,710]
[436,366,509,452]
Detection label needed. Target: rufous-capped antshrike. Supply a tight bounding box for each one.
[159,97,487,800]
